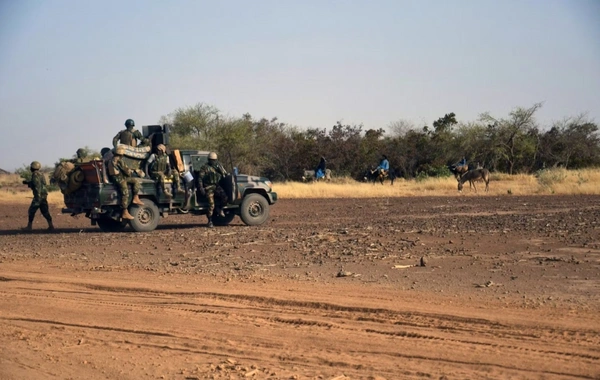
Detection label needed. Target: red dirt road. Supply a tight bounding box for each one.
[1,196,599,379]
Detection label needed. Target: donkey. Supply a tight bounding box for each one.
[363,168,397,185]
[458,168,490,192]
[302,169,332,182]
[448,164,469,180]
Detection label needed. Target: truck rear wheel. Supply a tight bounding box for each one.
[129,199,160,232]
[97,217,128,232]
[240,193,269,226]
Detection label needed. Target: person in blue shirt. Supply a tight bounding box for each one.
[315,157,326,179]
[376,155,389,176]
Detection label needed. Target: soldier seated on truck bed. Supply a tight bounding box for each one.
[107,146,145,220]
[145,144,183,198]
[113,119,149,148]
[71,148,86,164]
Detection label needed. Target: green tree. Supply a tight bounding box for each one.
[160,103,221,150]
[480,103,542,174]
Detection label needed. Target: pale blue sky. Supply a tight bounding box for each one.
[1,0,599,171]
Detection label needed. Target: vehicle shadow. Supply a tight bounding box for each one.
[0,222,245,235]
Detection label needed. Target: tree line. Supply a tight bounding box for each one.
[16,102,598,184]
[158,102,599,182]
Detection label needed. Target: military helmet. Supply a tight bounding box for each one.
[156,144,166,153]
[76,148,85,156]
[30,161,41,170]
[208,152,217,160]
[115,146,126,155]
[124,119,135,128]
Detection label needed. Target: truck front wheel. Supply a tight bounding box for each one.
[129,199,160,232]
[239,193,270,226]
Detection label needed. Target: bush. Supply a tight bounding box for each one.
[428,165,453,178]
[415,171,429,182]
[415,165,453,182]
[536,168,567,188]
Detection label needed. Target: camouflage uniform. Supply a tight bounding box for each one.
[71,148,86,164]
[24,164,54,231]
[147,152,181,196]
[107,154,142,212]
[113,128,144,147]
[198,159,228,224]
[113,118,146,148]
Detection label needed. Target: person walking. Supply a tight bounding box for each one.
[22,161,54,231]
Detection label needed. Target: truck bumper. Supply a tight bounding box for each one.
[268,192,278,204]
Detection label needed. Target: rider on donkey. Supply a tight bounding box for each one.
[449,156,469,180]
[315,156,327,180]
[375,154,389,177]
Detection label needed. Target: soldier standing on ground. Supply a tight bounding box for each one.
[146,144,183,198]
[107,146,145,220]
[23,161,54,231]
[113,119,148,148]
[197,152,228,228]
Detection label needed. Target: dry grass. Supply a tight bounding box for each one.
[274,168,600,199]
[1,168,599,204]
[0,189,64,205]
[0,173,64,205]
[0,173,21,187]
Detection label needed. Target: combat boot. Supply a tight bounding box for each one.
[22,222,33,231]
[122,209,135,220]
[217,208,226,218]
[132,194,144,206]
[47,221,55,231]
[207,217,214,228]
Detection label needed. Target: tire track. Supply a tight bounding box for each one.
[2,280,598,378]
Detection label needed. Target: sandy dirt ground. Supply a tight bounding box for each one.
[0,195,599,380]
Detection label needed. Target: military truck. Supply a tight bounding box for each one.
[60,125,277,232]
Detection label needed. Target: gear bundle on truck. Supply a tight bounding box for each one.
[58,124,277,232]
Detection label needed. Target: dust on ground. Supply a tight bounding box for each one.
[1,195,599,379]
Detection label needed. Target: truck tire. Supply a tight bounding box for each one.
[129,198,160,232]
[212,212,236,226]
[239,193,269,226]
[97,217,128,232]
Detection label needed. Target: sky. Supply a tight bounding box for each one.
[0,0,599,171]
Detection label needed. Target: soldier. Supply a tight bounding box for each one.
[72,148,86,164]
[197,152,228,228]
[113,119,147,148]
[100,147,112,160]
[23,161,54,231]
[107,146,145,220]
[146,144,183,198]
